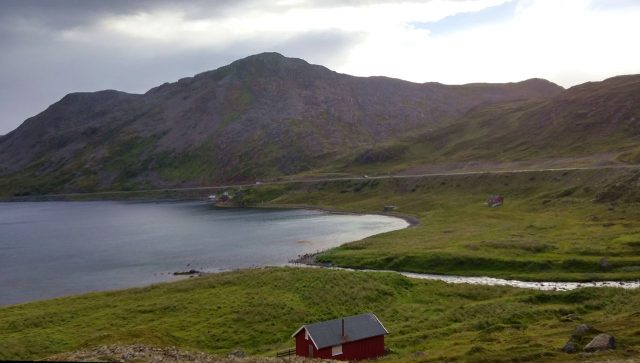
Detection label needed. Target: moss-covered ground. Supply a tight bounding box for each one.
[2,268,640,362]
[253,168,640,281]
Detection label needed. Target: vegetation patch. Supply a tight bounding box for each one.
[353,144,409,165]
[472,240,557,253]
[258,168,640,281]
[2,268,640,362]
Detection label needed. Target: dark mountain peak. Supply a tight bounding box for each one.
[513,78,564,96]
[236,51,288,63]
[59,89,135,104]
[145,53,336,96]
[462,78,562,92]
[224,52,334,80]
[605,74,640,83]
[517,78,563,88]
[231,52,302,67]
[566,73,640,94]
[518,77,554,83]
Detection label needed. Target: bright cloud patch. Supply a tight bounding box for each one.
[89,0,640,87]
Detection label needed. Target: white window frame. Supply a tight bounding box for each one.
[305,330,309,340]
[332,344,343,356]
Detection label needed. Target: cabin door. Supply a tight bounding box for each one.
[308,344,314,358]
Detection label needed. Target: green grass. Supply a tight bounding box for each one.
[2,268,640,362]
[259,168,640,281]
[155,141,219,183]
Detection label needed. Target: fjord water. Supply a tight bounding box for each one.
[0,201,408,305]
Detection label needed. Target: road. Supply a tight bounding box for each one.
[35,164,639,198]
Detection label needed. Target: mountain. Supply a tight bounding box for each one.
[345,74,640,174]
[0,52,564,195]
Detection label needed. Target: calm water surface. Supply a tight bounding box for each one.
[0,201,408,305]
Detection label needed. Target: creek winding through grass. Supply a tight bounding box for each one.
[285,264,640,291]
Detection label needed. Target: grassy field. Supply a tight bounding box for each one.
[2,267,640,362]
[246,168,640,281]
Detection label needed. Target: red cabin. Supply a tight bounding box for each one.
[292,313,388,361]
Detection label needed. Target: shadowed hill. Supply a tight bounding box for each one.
[0,52,563,195]
[426,74,640,161]
[346,74,640,174]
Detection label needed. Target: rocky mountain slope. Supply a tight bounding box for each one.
[343,74,640,174]
[0,52,564,195]
[429,74,640,160]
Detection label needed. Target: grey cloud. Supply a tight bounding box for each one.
[0,0,428,32]
[0,0,248,34]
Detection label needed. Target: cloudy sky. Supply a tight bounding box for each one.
[1,0,639,134]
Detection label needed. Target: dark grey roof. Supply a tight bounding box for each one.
[293,313,388,349]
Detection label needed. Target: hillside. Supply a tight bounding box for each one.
[2,267,640,362]
[342,75,640,175]
[0,53,563,196]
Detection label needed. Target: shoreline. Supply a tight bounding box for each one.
[257,202,420,227]
[0,197,421,227]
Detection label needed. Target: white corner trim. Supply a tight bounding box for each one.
[291,326,319,350]
[372,314,390,335]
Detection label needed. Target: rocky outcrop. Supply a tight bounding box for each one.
[584,333,616,352]
[562,324,617,354]
[574,324,593,336]
[562,341,577,354]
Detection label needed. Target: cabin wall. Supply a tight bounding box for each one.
[340,335,385,360]
[316,346,333,359]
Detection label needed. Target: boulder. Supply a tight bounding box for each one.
[584,333,616,352]
[574,324,593,335]
[173,269,201,276]
[562,341,577,354]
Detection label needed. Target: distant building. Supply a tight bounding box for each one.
[487,195,504,207]
[292,313,388,360]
